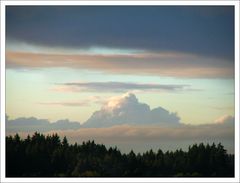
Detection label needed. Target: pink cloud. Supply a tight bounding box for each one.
[6,51,233,78]
[214,115,234,124]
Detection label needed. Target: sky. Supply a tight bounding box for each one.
[5,6,235,153]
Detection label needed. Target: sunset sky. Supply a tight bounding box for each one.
[5,6,235,153]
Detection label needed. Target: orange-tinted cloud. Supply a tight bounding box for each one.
[214,115,234,124]
[6,51,233,78]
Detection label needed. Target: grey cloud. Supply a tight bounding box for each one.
[50,119,81,130]
[5,113,234,153]
[58,82,190,93]
[6,6,234,60]
[7,123,234,154]
[6,117,81,133]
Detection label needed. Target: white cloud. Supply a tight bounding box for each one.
[83,93,180,127]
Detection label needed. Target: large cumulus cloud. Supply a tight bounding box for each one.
[6,93,234,131]
[5,98,234,153]
[83,93,180,127]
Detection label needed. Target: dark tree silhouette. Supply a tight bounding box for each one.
[6,133,234,177]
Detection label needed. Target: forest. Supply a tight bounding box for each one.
[6,132,234,177]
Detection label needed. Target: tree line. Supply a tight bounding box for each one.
[6,132,234,177]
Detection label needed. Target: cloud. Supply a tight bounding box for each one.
[6,117,81,133]
[38,96,105,107]
[6,6,234,60]
[83,93,181,127]
[7,123,234,154]
[38,101,90,107]
[6,51,233,78]
[52,123,234,142]
[5,113,234,153]
[214,115,234,124]
[54,81,190,93]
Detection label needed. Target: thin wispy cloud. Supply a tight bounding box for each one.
[38,101,90,107]
[38,96,105,107]
[210,106,234,111]
[54,81,191,93]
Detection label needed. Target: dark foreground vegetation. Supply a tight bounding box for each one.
[6,132,234,177]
